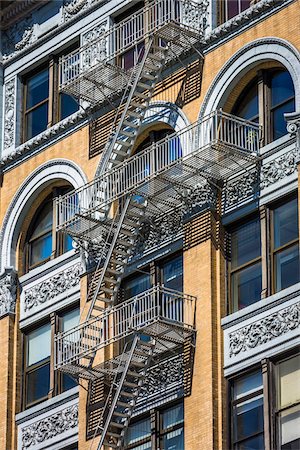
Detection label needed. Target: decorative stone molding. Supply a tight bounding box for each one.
[23,262,82,312]
[229,302,300,357]
[62,0,89,22]
[2,15,36,58]
[3,78,16,151]
[224,169,258,209]
[260,148,297,189]
[21,404,78,449]
[286,112,300,161]
[0,268,18,318]
[182,0,209,36]
[81,20,108,69]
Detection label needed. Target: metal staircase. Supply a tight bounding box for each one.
[85,196,146,320]
[96,335,156,450]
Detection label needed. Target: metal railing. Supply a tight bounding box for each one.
[54,285,196,369]
[55,110,261,231]
[59,0,208,88]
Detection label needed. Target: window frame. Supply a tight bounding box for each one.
[22,305,79,410]
[22,44,79,143]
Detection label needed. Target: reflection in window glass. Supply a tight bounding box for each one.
[123,273,151,300]
[162,255,183,292]
[273,198,299,293]
[25,68,49,140]
[124,418,151,446]
[61,308,80,392]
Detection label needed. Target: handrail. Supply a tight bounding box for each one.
[59,0,208,88]
[54,285,196,369]
[54,110,261,231]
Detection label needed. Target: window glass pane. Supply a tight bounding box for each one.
[271,71,295,107]
[60,93,79,120]
[278,355,300,408]
[234,82,259,121]
[26,69,49,109]
[237,433,265,450]
[162,427,184,450]
[275,244,299,292]
[64,233,73,252]
[123,273,151,300]
[27,323,51,366]
[280,404,300,447]
[162,255,183,291]
[30,232,52,266]
[62,308,80,332]
[26,362,50,405]
[31,202,53,239]
[231,261,262,310]
[26,102,48,140]
[227,0,239,19]
[274,199,298,249]
[124,418,151,445]
[234,396,264,442]
[231,219,261,268]
[234,370,263,400]
[273,99,296,140]
[162,403,184,429]
[62,373,77,392]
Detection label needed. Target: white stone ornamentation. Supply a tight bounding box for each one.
[24,262,82,312]
[0,268,17,318]
[229,302,300,357]
[21,404,78,448]
[3,78,16,151]
[82,21,108,70]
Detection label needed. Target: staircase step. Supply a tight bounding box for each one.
[120,227,134,237]
[144,61,162,71]
[113,148,128,157]
[117,400,131,408]
[93,304,106,311]
[137,340,154,348]
[113,410,130,418]
[123,119,139,129]
[106,267,122,276]
[123,380,139,388]
[130,101,148,110]
[119,130,136,138]
[113,248,129,257]
[141,72,156,81]
[103,276,119,285]
[137,81,154,90]
[101,287,115,295]
[120,390,136,399]
[135,91,151,100]
[130,360,146,368]
[123,218,140,228]
[103,442,118,449]
[127,110,143,119]
[116,139,132,148]
[106,431,121,439]
[134,349,149,357]
[110,258,127,266]
[127,370,143,378]
[110,421,125,429]
[118,239,132,248]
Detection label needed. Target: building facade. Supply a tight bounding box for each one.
[0,0,299,449]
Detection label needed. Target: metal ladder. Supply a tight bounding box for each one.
[95,335,156,450]
[96,37,169,176]
[86,196,146,321]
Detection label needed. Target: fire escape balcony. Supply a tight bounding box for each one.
[54,285,196,380]
[59,0,208,105]
[55,110,261,243]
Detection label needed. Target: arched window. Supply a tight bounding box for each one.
[233,69,295,144]
[24,187,73,272]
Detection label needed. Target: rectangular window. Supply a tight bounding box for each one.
[24,67,50,140]
[276,354,300,450]
[272,197,299,293]
[160,403,184,450]
[230,217,262,312]
[124,417,151,449]
[60,308,80,392]
[161,254,183,292]
[23,47,79,142]
[25,322,51,407]
[221,0,251,23]
[231,370,264,450]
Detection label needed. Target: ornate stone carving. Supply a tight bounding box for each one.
[182,182,217,217]
[229,302,300,357]
[3,78,16,151]
[224,169,258,209]
[62,0,89,22]
[82,21,108,69]
[24,262,82,312]
[21,404,78,448]
[260,149,297,189]
[140,355,183,397]
[182,0,209,36]
[2,15,35,58]
[286,112,300,161]
[0,268,17,317]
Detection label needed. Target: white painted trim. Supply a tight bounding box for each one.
[0,159,88,272]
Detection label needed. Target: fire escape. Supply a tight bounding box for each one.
[54,1,261,449]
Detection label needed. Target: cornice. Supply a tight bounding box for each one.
[0,0,48,30]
